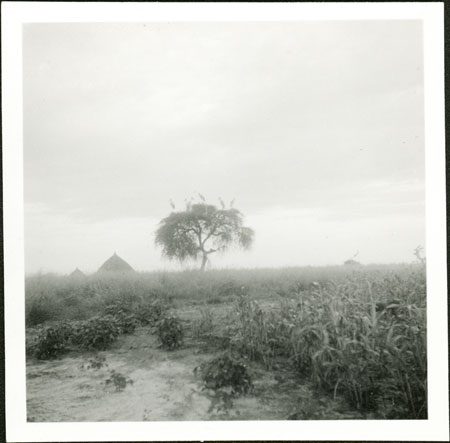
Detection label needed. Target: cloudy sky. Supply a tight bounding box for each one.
[23,21,424,274]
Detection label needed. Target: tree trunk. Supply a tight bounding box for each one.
[200,253,208,271]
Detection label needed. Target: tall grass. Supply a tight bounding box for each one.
[26,264,415,325]
[217,265,426,418]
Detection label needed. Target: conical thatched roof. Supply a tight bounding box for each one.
[69,268,85,278]
[97,252,134,273]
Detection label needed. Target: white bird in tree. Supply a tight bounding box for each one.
[198,193,206,202]
[230,198,235,208]
[219,197,226,209]
[169,199,176,210]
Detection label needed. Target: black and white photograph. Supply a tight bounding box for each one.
[2,2,448,442]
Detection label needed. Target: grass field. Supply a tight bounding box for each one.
[25,263,426,420]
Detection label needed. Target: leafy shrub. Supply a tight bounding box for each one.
[102,303,139,334]
[71,315,120,350]
[155,315,184,350]
[105,370,134,392]
[102,301,132,317]
[115,311,139,334]
[133,299,169,326]
[30,315,129,359]
[194,354,253,395]
[33,321,74,359]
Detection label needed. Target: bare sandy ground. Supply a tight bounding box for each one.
[27,327,361,421]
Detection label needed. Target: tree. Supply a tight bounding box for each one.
[155,200,254,271]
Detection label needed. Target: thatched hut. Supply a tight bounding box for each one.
[69,268,86,279]
[97,252,135,273]
[344,259,361,266]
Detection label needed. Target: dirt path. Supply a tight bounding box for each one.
[27,327,361,421]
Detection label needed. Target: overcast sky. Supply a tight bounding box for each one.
[23,21,424,274]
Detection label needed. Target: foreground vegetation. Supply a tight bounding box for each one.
[26,264,426,419]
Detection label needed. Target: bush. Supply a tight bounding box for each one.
[30,315,127,359]
[102,303,139,334]
[71,315,120,350]
[194,354,253,395]
[155,315,184,350]
[133,299,169,326]
[104,370,134,392]
[115,311,139,334]
[33,321,74,359]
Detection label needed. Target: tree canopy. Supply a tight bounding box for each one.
[155,200,254,270]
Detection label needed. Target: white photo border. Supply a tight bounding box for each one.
[2,2,447,441]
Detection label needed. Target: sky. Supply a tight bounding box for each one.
[23,21,425,274]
